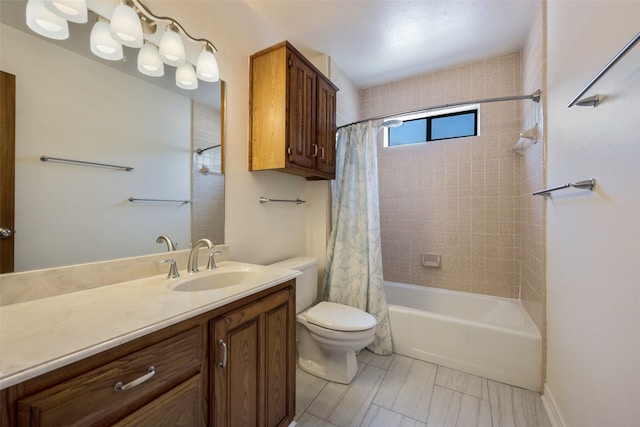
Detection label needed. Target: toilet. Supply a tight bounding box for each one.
[270,257,377,384]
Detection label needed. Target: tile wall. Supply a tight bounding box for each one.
[362,54,523,298]
[518,3,546,381]
[191,100,225,246]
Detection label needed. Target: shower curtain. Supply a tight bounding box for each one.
[323,121,392,355]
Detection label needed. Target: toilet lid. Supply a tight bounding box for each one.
[305,302,377,332]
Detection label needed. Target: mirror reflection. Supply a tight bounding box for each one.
[0,1,225,273]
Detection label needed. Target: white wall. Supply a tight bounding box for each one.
[150,2,315,265]
[545,1,640,425]
[152,2,361,268]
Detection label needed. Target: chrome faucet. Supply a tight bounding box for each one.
[156,235,176,251]
[188,239,213,273]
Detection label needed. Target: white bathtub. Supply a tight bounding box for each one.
[384,281,542,392]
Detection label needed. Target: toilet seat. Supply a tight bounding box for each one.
[305,302,377,332]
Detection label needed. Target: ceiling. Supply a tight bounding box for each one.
[246,0,538,88]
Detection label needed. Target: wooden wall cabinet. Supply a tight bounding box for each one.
[1,281,296,427]
[250,41,338,180]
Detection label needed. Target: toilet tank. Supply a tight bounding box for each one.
[269,257,318,313]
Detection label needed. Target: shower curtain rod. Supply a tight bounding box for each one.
[337,89,541,130]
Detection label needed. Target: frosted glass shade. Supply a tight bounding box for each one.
[159,25,185,66]
[43,0,87,23]
[26,0,69,40]
[90,20,123,61]
[110,3,143,48]
[138,43,164,77]
[176,63,198,90]
[196,48,219,82]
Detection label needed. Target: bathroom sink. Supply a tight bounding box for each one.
[169,270,258,292]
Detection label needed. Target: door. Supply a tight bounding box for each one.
[287,50,316,170]
[212,287,295,427]
[316,77,337,178]
[0,71,16,273]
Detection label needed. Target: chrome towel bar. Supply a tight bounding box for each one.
[41,155,133,171]
[568,31,640,107]
[533,179,596,197]
[129,197,191,204]
[259,196,306,204]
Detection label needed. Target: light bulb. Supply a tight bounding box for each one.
[90,19,123,61]
[43,0,87,23]
[110,1,143,48]
[138,43,164,77]
[26,0,69,40]
[176,63,198,90]
[159,23,185,66]
[196,45,219,82]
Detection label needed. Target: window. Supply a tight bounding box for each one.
[384,105,479,147]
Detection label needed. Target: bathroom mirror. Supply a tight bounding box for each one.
[0,1,225,272]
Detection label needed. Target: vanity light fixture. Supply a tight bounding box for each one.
[159,22,185,66]
[138,42,164,77]
[90,16,123,61]
[26,0,69,40]
[176,63,198,90]
[110,0,143,48]
[43,0,87,23]
[24,0,220,90]
[196,43,220,82]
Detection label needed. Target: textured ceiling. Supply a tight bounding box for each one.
[246,0,537,88]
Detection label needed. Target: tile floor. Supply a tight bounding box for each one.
[295,350,551,427]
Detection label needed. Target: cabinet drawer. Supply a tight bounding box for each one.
[113,375,203,427]
[18,327,203,427]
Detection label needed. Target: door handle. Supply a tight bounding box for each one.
[0,228,12,239]
[114,366,156,391]
[218,339,227,368]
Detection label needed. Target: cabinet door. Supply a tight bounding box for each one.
[287,50,316,170]
[316,77,337,178]
[212,287,295,427]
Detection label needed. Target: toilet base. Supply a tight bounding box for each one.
[297,323,359,384]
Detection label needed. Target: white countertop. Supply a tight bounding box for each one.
[0,261,300,390]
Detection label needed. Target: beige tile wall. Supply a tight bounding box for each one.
[192,101,225,246]
[362,53,524,298]
[518,2,546,382]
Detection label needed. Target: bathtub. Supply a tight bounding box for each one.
[384,281,542,392]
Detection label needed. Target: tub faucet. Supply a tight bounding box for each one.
[156,235,176,251]
[188,239,213,273]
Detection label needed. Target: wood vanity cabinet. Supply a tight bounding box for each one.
[0,280,296,427]
[249,41,338,180]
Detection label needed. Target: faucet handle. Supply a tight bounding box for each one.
[161,259,180,279]
[207,250,223,270]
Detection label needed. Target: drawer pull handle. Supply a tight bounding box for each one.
[312,144,318,157]
[218,339,227,368]
[319,146,325,160]
[114,366,156,391]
